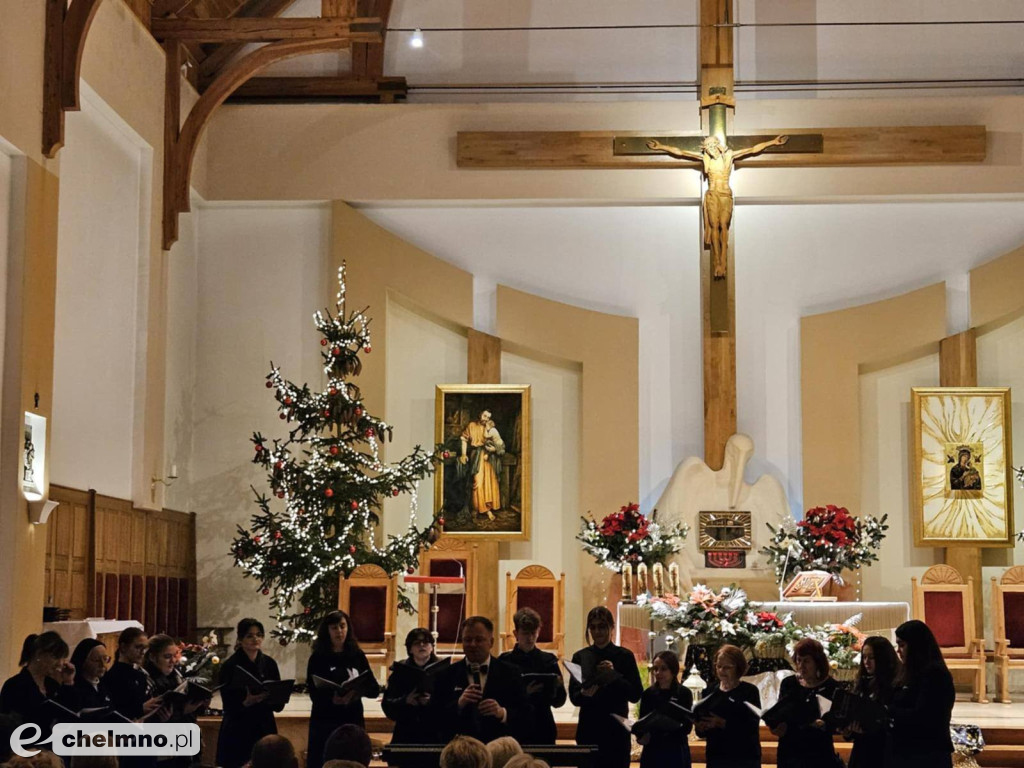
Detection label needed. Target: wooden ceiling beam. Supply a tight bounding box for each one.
[151,16,382,42]
[194,0,301,79]
[228,74,407,101]
[43,0,104,157]
[455,126,987,170]
[351,0,391,79]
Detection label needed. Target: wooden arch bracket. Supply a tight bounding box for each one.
[43,0,105,157]
[161,19,381,250]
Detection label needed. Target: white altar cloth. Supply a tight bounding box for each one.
[42,619,144,648]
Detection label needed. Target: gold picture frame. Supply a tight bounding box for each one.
[434,384,531,541]
[911,387,1014,547]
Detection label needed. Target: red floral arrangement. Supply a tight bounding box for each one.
[578,503,688,572]
[753,610,785,632]
[762,505,888,583]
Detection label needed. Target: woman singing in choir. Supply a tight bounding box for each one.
[569,606,643,768]
[306,610,380,768]
[382,627,442,744]
[845,635,900,768]
[637,650,692,768]
[769,637,841,768]
[695,644,762,768]
[0,632,76,746]
[69,638,112,711]
[890,620,955,768]
[102,628,163,768]
[216,618,285,768]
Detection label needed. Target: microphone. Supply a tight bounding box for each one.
[470,662,481,686]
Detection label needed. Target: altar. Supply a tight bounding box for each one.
[617,600,911,647]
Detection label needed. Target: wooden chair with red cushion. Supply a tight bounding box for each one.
[338,564,397,671]
[502,565,565,659]
[416,538,480,654]
[991,565,1024,703]
[911,564,987,702]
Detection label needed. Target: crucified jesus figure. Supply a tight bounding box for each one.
[647,134,789,279]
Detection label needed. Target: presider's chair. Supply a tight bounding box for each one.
[911,564,988,702]
[502,565,565,658]
[338,564,397,671]
[992,565,1024,703]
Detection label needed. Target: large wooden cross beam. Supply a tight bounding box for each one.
[454,0,986,471]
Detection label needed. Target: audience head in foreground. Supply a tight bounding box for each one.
[486,736,523,768]
[440,735,491,768]
[504,756,551,768]
[322,724,372,768]
[250,735,298,768]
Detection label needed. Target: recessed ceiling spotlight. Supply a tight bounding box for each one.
[410,28,424,48]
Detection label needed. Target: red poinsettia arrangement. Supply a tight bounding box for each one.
[798,505,857,548]
[578,503,689,572]
[753,610,785,632]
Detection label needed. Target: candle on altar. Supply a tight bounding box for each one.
[652,563,665,596]
[637,563,648,594]
[622,565,633,602]
[668,563,680,595]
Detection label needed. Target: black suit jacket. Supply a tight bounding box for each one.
[434,656,532,743]
[499,646,566,744]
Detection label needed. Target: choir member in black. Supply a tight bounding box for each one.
[637,650,692,768]
[498,607,567,745]
[845,635,900,768]
[695,643,762,768]
[769,638,841,768]
[144,633,211,768]
[0,632,76,747]
[102,628,163,721]
[569,606,643,768]
[216,618,285,768]
[69,638,112,711]
[382,627,442,744]
[890,620,955,768]
[434,616,531,744]
[305,610,380,768]
[19,634,38,667]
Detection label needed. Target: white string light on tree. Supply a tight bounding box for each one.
[231,263,442,645]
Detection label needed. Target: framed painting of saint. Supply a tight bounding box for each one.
[911,387,1014,547]
[434,384,531,541]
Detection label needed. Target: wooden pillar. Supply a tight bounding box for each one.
[939,329,984,638]
[465,329,501,625]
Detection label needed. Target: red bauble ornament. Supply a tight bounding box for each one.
[276,491,285,499]
[331,347,341,357]
[365,429,374,438]
[270,559,277,566]
[363,345,372,353]
[279,413,286,420]
[304,608,311,615]
[275,461,284,470]
[278,638,287,647]
[284,397,292,405]
[253,535,262,544]
[392,489,400,497]
[442,451,450,459]
[273,531,282,539]
[255,444,263,452]
[406,566,415,574]
[323,409,331,417]
[324,488,334,498]
[354,407,362,417]
[328,387,337,396]
[350,501,359,510]
[262,588,270,595]
[438,517,446,526]
[330,446,339,456]
[320,339,328,347]
[348,545,357,554]
[265,381,273,388]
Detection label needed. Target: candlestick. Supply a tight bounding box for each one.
[668,563,680,595]
[637,563,648,594]
[622,565,633,602]
[652,563,664,596]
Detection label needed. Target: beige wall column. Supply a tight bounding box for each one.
[0,159,60,671]
[496,286,638,643]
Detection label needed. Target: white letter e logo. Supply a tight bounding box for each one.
[11,723,44,757]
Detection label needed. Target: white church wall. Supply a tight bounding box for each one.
[51,92,150,499]
[858,353,943,607]
[163,201,200,513]
[382,297,467,649]
[190,203,329,679]
[499,350,581,651]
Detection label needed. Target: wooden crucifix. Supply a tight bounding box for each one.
[454,0,985,470]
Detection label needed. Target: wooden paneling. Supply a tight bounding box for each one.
[456,126,987,170]
[44,486,196,638]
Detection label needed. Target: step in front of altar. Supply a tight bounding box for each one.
[198,713,1024,768]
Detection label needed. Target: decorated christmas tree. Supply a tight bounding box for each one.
[231,264,439,644]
